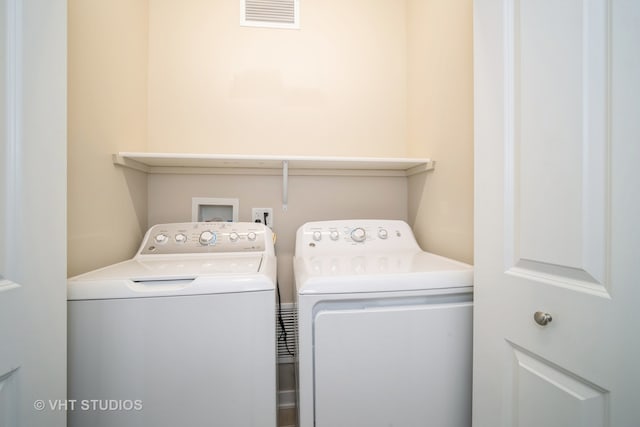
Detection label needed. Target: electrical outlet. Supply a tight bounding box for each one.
[252,208,273,228]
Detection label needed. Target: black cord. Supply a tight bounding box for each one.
[276,280,295,357]
[272,229,294,358]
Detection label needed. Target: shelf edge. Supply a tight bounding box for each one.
[113,154,150,174]
[113,152,435,177]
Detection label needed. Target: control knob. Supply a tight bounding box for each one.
[313,231,322,241]
[199,230,216,246]
[378,229,388,239]
[229,232,239,242]
[154,233,169,245]
[351,227,366,242]
[330,230,340,241]
[174,233,187,244]
[247,232,257,241]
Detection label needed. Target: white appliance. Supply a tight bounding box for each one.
[294,220,473,427]
[68,222,277,427]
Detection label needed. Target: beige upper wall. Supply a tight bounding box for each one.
[67,0,149,277]
[406,0,474,264]
[67,0,474,276]
[147,0,408,157]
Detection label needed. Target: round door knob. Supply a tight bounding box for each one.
[534,311,553,326]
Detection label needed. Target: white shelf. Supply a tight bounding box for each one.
[113,152,435,210]
[113,152,434,177]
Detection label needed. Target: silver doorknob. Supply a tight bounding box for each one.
[534,311,553,326]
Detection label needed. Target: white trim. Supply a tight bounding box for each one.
[278,389,296,409]
[0,279,20,291]
[3,0,21,277]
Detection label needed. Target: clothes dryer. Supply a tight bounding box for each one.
[294,220,473,427]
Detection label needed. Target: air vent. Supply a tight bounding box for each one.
[241,0,299,29]
[277,303,297,363]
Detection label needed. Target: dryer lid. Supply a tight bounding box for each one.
[294,251,473,294]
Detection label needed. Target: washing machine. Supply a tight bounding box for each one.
[68,222,277,427]
[294,220,473,427]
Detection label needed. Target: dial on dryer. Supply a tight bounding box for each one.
[351,227,366,242]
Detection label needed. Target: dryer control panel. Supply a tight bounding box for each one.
[138,222,271,255]
[295,220,421,256]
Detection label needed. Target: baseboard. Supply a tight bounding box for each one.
[278,404,297,427]
[278,389,296,409]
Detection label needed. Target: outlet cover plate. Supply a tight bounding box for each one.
[252,208,273,228]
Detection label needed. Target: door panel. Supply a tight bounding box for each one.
[507,0,610,291]
[0,0,18,422]
[0,0,5,276]
[508,343,609,427]
[474,0,639,425]
[0,281,21,426]
[0,369,18,426]
[314,299,472,427]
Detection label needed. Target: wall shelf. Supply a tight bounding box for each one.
[113,152,435,210]
[113,152,434,177]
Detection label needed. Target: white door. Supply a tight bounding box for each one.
[1,0,67,425]
[0,0,21,421]
[474,0,640,425]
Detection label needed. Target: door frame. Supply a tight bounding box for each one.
[1,0,67,425]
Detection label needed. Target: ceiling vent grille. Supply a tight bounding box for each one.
[241,0,299,29]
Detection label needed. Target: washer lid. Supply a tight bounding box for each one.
[68,254,275,300]
[294,251,473,294]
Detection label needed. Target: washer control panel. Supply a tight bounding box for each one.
[138,222,268,255]
[295,220,420,256]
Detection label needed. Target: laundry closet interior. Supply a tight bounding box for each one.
[67,1,474,426]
